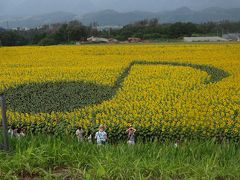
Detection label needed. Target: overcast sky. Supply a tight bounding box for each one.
[1,0,240,16]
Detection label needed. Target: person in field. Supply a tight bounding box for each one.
[174,139,181,148]
[126,125,136,145]
[95,125,107,145]
[8,125,25,138]
[87,130,93,143]
[76,127,84,142]
[18,127,26,137]
[8,125,16,138]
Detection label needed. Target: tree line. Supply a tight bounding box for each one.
[0,19,240,46]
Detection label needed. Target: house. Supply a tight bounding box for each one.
[97,25,123,31]
[87,36,109,43]
[183,36,228,42]
[222,33,240,41]
[128,37,142,43]
[108,38,118,43]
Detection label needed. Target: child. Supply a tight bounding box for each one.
[76,127,84,142]
[8,125,25,138]
[12,127,25,138]
[126,125,136,145]
[19,127,26,137]
[174,139,181,148]
[8,125,15,138]
[95,125,107,145]
[87,131,93,143]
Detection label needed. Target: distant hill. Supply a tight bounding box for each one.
[80,7,240,25]
[0,11,76,29]
[157,7,240,23]
[79,9,155,26]
[1,7,240,28]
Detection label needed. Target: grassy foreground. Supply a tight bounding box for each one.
[0,135,240,179]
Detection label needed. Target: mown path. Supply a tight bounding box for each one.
[5,61,230,113]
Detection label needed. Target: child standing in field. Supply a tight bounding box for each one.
[87,133,92,143]
[95,125,107,145]
[18,127,26,137]
[8,125,26,138]
[8,125,16,138]
[126,125,136,145]
[76,127,84,142]
[87,130,93,143]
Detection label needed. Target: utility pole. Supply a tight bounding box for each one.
[68,31,70,43]
[0,94,9,151]
[6,21,9,29]
[108,28,111,38]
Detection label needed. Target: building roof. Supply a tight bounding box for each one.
[87,36,109,43]
[184,37,228,42]
[222,33,240,41]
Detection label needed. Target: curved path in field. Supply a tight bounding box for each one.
[6,61,230,113]
[113,60,229,89]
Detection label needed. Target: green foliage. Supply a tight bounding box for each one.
[0,135,239,179]
[116,20,240,40]
[67,20,88,41]
[142,33,162,39]
[6,81,113,113]
[1,20,240,46]
[0,30,28,46]
[168,22,198,38]
[38,36,58,46]
[0,128,3,149]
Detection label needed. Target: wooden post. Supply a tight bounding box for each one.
[1,94,9,151]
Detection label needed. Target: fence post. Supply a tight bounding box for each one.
[1,93,9,151]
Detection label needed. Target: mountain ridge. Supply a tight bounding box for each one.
[1,7,240,28]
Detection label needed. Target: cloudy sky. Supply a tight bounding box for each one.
[1,0,240,16]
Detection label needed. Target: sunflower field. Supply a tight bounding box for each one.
[0,43,240,141]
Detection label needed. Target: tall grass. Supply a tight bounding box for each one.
[0,135,239,179]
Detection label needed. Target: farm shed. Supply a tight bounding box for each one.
[128,37,142,43]
[87,36,109,43]
[222,33,240,41]
[184,37,228,42]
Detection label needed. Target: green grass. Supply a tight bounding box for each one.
[0,135,239,179]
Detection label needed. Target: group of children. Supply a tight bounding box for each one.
[7,124,137,145]
[76,125,137,145]
[8,125,26,138]
[6,124,181,148]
